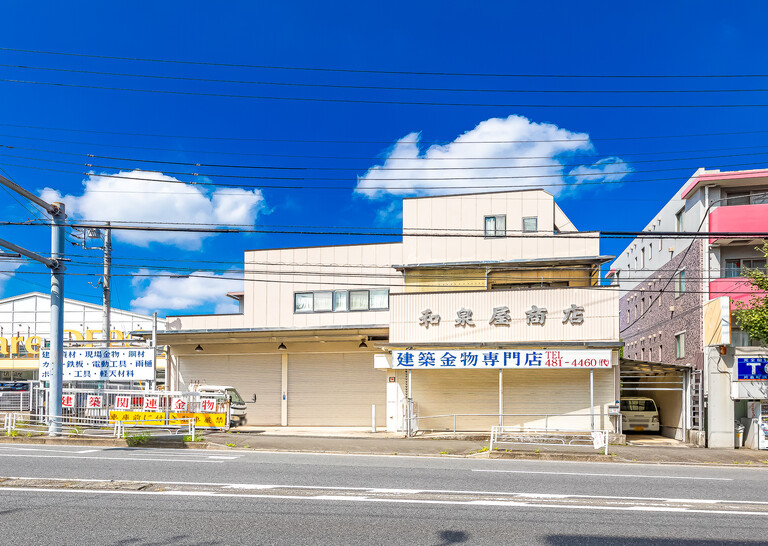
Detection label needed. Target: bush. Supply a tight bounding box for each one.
[125,432,151,447]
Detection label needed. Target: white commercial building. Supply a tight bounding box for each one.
[159,190,621,433]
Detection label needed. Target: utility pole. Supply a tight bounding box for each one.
[102,223,111,347]
[0,175,66,435]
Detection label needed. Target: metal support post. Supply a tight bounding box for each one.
[498,369,503,427]
[102,223,111,348]
[152,311,158,390]
[49,203,66,435]
[589,368,595,431]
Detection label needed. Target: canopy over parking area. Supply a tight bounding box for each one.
[620,359,699,443]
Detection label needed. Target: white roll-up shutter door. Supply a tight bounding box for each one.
[503,369,613,429]
[288,352,386,426]
[177,354,282,425]
[411,370,498,431]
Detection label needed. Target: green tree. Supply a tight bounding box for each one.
[733,244,768,346]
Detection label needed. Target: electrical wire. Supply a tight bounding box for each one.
[8,77,768,108]
[8,62,768,94]
[4,47,768,79]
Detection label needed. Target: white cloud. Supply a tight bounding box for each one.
[355,115,629,198]
[40,170,265,249]
[568,157,631,184]
[0,260,22,296]
[130,269,242,313]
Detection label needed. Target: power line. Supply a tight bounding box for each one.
[10,141,768,172]
[3,47,768,79]
[5,129,768,161]
[2,121,768,144]
[8,62,768,93]
[8,77,768,108]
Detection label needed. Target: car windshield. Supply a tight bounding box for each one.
[621,399,657,412]
[226,388,245,405]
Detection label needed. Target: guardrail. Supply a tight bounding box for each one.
[3,413,195,441]
[490,426,610,455]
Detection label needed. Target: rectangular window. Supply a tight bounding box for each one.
[522,216,538,233]
[727,191,750,206]
[640,298,645,314]
[751,191,768,204]
[333,291,348,312]
[314,291,333,312]
[674,270,686,297]
[724,259,741,278]
[369,289,389,310]
[648,244,653,261]
[675,332,685,359]
[659,345,663,361]
[484,215,506,237]
[294,293,314,313]
[675,208,685,232]
[641,247,645,269]
[349,290,370,311]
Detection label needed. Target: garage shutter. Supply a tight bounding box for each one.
[411,370,499,431]
[503,369,613,430]
[177,354,282,425]
[288,352,386,426]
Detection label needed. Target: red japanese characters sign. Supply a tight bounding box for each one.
[115,395,131,409]
[86,395,103,409]
[62,394,74,408]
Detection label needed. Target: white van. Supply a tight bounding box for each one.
[620,397,660,433]
[194,385,248,426]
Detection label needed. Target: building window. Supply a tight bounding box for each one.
[726,191,751,206]
[674,270,686,297]
[314,291,333,312]
[648,244,653,261]
[675,332,685,359]
[641,247,645,269]
[522,217,538,233]
[369,289,389,310]
[333,291,348,312]
[294,293,314,313]
[294,289,388,313]
[675,208,685,232]
[484,215,506,237]
[659,345,663,361]
[640,298,645,314]
[724,258,766,278]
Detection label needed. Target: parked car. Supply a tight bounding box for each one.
[620,397,660,433]
[193,385,248,426]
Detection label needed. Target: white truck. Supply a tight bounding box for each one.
[193,385,248,426]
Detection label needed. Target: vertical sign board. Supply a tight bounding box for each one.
[39,348,155,381]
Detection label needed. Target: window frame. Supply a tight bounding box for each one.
[675,208,685,232]
[484,215,506,238]
[675,331,686,359]
[522,216,538,233]
[294,288,389,314]
[674,269,686,298]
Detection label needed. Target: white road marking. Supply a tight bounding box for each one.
[208,456,238,460]
[0,486,766,516]
[472,469,732,481]
[0,453,224,463]
[4,476,766,506]
[0,447,100,454]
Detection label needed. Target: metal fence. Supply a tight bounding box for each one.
[490,426,610,455]
[3,412,196,440]
[0,391,32,412]
[29,386,229,429]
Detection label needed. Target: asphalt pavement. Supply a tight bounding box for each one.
[0,444,767,544]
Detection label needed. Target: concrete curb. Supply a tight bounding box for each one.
[0,436,129,447]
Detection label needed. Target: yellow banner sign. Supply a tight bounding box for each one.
[108,410,227,428]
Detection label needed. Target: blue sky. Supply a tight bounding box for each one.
[0,1,767,316]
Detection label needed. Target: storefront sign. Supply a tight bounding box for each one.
[39,348,155,381]
[392,349,612,369]
[736,356,768,381]
[419,304,585,328]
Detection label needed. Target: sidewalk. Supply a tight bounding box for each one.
[207,428,768,466]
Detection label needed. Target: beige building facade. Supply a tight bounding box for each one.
[159,190,620,432]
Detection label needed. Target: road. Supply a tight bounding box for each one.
[0,444,766,544]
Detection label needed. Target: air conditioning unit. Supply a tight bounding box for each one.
[669,306,675,312]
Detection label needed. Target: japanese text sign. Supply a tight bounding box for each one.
[143,397,160,411]
[62,394,74,408]
[115,395,132,410]
[171,397,188,412]
[87,395,103,409]
[392,349,612,369]
[38,348,155,382]
[200,398,217,412]
[736,357,768,381]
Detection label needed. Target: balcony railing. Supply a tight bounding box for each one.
[721,266,768,279]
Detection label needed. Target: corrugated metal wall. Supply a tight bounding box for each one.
[411,370,499,431]
[287,353,386,426]
[177,354,282,425]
